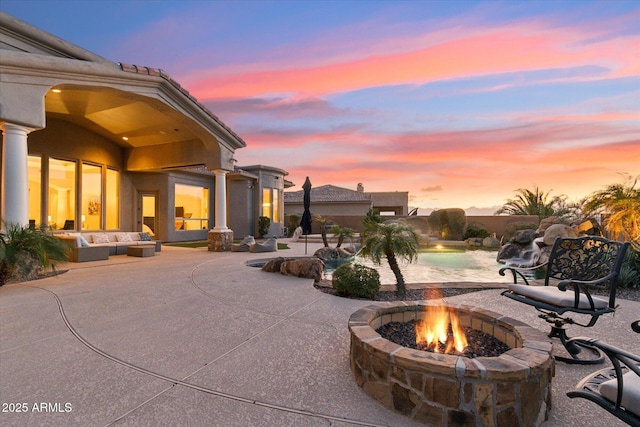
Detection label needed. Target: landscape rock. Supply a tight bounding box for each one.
[482,236,501,248]
[314,247,353,261]
[261,257,293,273]
[536,216,571,236]
[496,243,523,263]
[543,224,577,246]
[511,229,537,245]
[280,258,325,282]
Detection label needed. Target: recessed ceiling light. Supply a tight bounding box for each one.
[51,89,61,93]
[122,136,129,141]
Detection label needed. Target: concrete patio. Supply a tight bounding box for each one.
[1,240,637,426]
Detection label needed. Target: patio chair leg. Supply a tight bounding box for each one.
[548,326,605,365]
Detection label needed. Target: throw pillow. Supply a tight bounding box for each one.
[92,233,110,244]
[139,232,152,241]
[116,233,133,243]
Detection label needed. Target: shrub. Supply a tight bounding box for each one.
[258,216,271,238]
[332,262,381,299]
[0,223,69,285]
[619,244,640,289]
[463,224,491,240]
[287,214,301,236]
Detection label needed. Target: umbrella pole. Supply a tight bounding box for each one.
[305,234,308,255]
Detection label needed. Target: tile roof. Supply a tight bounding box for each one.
[284,185,371,203]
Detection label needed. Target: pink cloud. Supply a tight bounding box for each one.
[183,20,639,100]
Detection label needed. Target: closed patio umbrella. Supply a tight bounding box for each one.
[300,177,312,253]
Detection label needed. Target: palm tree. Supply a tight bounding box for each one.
[584,174,640,244]
[495,186,571,220]
[359,221,419,298]
[313,214,330,247]
[330,225,355,248]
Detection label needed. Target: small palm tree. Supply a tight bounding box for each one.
[360,221,419,298]
[584,174,640,244]
[495,186,571,220]
[0,222,69,285]
[330,226,355,248]
[314,214,330,247]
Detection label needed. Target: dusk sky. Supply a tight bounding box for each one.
[2,0,639,213]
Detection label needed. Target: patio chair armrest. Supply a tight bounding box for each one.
[569,337,640,368]
[557,273,616,291]
[499,262,548,285]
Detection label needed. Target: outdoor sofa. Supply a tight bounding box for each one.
[58,231,162,262]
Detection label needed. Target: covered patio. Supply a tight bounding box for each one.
[1,239,636,426]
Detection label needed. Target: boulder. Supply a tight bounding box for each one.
[261,257,294,273]
[536,216,571,236]
[511,229,537,245]
[496,243,523,263]
[466,238,484,247]
[482,236,501,248]
[280,258,325,282]
[543,224,578,246]
[314,247,353,261]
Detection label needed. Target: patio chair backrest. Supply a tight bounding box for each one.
[545,236,629,306]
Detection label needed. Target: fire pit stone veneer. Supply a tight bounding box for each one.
[349,301,555,426]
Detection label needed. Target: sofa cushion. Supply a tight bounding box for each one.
[92,233,110,244]
[66,233,90,247]
[116,233,133,243]
[139,232,152,241]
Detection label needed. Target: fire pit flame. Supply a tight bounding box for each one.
[414,304,468,354]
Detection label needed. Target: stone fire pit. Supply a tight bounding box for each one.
[349,302,555,426]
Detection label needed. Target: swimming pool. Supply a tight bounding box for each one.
[326,249,513,284]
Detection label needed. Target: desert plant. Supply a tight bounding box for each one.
[258,216,271,238]
[330,225,355,248]
[496,186,572,220]
[314,214,330,247]
[360,221,419,298]
[619,243,640,289]
[463,224,491,240]
[583,174,640,244]
[362,208,383,227]
[0,222,69,285]
[332,262,380,299]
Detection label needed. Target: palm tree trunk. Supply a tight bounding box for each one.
[386,250,406,297]
[321,224,329,247]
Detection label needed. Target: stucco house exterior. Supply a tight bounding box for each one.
[0,12,286,245]
[284,184,408,231]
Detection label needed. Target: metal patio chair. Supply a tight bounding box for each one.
[500,236,630,364]
[567,322,640,426]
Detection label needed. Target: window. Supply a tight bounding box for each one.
[262,188,272,219]
[262,188,281,223]
[175,184,209,230]
[106,168,119,229]
[48,158,76,230]
[81,164,102,230]
[28,156,41,227]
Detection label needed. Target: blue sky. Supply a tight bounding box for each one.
[2,0,639,212]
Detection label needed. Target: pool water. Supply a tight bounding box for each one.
[325,250,513,284]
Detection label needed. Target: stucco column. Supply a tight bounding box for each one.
[213,169,229,231]
[208,169,233,251]
[1,123,33,227]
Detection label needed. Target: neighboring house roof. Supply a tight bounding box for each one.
[284,185,371,204]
